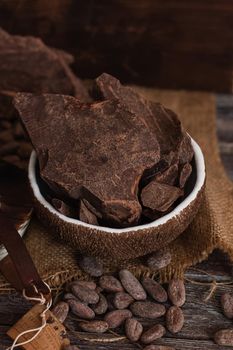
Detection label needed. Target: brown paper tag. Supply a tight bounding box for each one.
[7,304,70,350]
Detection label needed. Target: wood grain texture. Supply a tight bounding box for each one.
[0,95,232,349]
[0,1,233,91]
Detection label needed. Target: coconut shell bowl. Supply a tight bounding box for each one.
[28,137,205,261]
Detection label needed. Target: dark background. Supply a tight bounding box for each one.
[1,0,233,92]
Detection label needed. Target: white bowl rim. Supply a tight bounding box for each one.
[28,137,205,234]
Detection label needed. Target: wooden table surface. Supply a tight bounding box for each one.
[0,94,232,350]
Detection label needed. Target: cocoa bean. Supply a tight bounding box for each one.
[221,293,233,319]
[72,280,97,290]
[146,250,171,270]
[168,278,186,307]
[125,317,143,342]
[68,299,95,320]
[91,293,108,315]
[141,324,166,344]
[63,293,78,301]
[51,301,69,323]
[166,306,184,334]
[79,320,109,333]
[104,309,132,328]
[106,294,115,311]
[71,283,99,304]
[214,329,233,346]
[99,275,124,293]
[141,277,167,303]
[113,292,134,309]
[130,301,166,319]
[143,346,175,350]
[119,269,146,300]
[78,255,103,277]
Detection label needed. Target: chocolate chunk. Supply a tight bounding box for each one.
[154,164,179,186]
[0,28,89,100]
[14,94,160,227]
[79,200,99,225]
[178,133,194,164]
[141,181,183,212]
[119,269,147,301]
[141,277,167,303]
[52,198,75,218]
[179,163,192,188]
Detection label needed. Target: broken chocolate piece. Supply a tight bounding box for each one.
[154,164,179,186]
[179,163,192,188]
[79,200,99,225]
[51,198,75,218]
[178,133,194,164]
[141,181,183,212]
[14,94,160,227]
[0,28,89,100]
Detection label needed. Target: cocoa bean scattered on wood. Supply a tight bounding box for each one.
[168,278,186,307]
[78,255,103,277]
[91,293,108,315]
[51,301,69,323]
[119,269,147,300]
[71,283,99,304]
[125,317,143,342]
[130,301,166,319]
[73,280,97,290]
[79,320,109,333]
[63,293,78,301]
[68,299,95,320]
[214,329,233,346]
[104,309,132,328]
[221,293,233,319]
[146,250,172,270]
[141,277,167,303]
[113,292,134,309]
[99,275,124,293]
[141,324,166,344]
[166,306,184,334]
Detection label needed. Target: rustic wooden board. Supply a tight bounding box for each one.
[0,1,233,92]
[0,94,232,349]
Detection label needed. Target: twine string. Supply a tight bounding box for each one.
[6,281,52,350]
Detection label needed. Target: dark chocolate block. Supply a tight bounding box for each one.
[14,93,160,227]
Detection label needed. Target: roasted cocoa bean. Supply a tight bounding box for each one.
[78,255,103,277]
[104,309,132,328]
[141,277,167,303]
[214,329,233,346]
[221,293,233,319]
[91,293,108,315]
[143,346,175,350]
[73,281,97,290]
[125,317,143,342]
[71,283,99,304]
[119,269,146,300]
[51,301,69,323]
[63,293,78,301]
[146,250,171,270]
[99,275,124,293]
[130,301,166,319]
[79,320,109,333]
[68,299,95,320]
[106,294,115,311]
[113,292,134,309]
[166,306,184,334]
[168,278,186,307]
[141,324,166,344]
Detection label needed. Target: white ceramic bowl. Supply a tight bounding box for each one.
[28,137,205,260]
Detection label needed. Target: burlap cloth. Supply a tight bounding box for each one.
[1,88,233,290]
